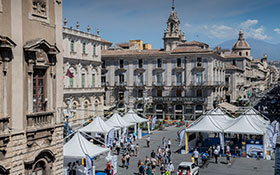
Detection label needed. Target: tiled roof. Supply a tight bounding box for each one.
[223,54,247,59]
[101,38,112,45]
[171,46,210,53]
[178,40,209,47]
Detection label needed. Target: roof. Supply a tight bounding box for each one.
[218,102,238,112]
[224,54,248,59]
[123,109,148,123]
[225,64,244,71]
[79,116,114,134]
[232,30,250,50]
[105,113,133,128]
[172,46,210,53]
[178,40,209,47]
[101,38,112,45]
[102,49,170,57]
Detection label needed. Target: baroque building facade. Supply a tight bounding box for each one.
[101,5,225,120]
[63,21,104,128]
[0,0,63,174]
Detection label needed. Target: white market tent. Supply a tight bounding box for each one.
[245,108,270,126]
[63,131,110,159]
[80,116,114,134]
[123,109,148,124]
[224,114,265,135]
[105,113,132,128]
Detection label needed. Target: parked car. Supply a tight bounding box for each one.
[177,162,199,175]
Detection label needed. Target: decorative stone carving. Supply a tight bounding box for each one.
[32,0,47,17]
[35,49,48,63]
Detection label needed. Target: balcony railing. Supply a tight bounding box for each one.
[26,112,54,130]
[64,87,104,94]
[172,81,184,87]
[134,81,146,87]
[153,96,207,103]
[115,81,127,86]
[189,81,224,87]
[101,81,109,87]
[152,81,165,86]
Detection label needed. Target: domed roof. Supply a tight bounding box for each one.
[232,30,250,50]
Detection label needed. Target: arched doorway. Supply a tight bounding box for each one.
[0,165,9,175]
[175,105,183,120]
[155,104,163,119]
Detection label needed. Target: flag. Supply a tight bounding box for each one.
[86,155,93,175]
[66,68,74,78]
[151,116,157,130]
[219,133,224,151]
[107,129,115,147]
[179,129,185,146]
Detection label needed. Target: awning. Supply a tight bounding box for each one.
[218,102,238,112]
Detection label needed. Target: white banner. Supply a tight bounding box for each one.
[122,127,127,138]
[107,129,115,147]
[219,133,224,151]
[86,155,93,175]
[151,117,157,130]
[179,129,185,146]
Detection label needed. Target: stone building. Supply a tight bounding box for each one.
[0,0,63,174]
[101,4,225,120]
[63,20,104,128]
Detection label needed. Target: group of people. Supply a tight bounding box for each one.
[66,161,84,175]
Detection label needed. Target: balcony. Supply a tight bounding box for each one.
[101,67,108,74]
[153,96,207,103]
[153,66,164,72]
[152,81,165,88]
[193,63,205,71]
[116,67,127,73]
[173,66,184,72]
[135,67,145,73]
[134,81,146,89]
[172,81,184,88]
[115,82,127,89]
[26,111,54,131]
[64,87,104,94]
[101,81,109,87]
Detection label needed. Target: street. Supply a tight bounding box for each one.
[95,125,274,175]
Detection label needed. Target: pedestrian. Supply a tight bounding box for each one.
[168,139,171,149]
[201,151,209,168]
[226,151,231,165]
[217,144,221,154]
[130,142,135,156]
[146,163,152,175]
[167,161,174,175]
[214,147,219,164]
[133,131,137,141]
[151,156,157,172]
[144,156,150,167]
[116,141,121,155]
[235,145,239,157]
[191,155,195,164]
[138,162,145,175]
[135,143,140,157]
[121,155,126,168]
[105,161,111,175]
[151,149,156,158]
[160,164,166,175]
[208,146,213,160]
[193,149,199,166]
[162,137,166,146]
[125,153,130,169]
[146,136,151,148]
[226,144,230,153]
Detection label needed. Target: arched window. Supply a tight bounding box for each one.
[32,161,46,175]
[246,52,248,56]
[93,44,96,56]
[170,23,174,32]
[72,102,77,119]
[239,52,242,56]
[82,43,86,54]
[70,40,75,52]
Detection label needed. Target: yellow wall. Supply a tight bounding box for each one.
[130,40,143,50]
[143,44,152,50]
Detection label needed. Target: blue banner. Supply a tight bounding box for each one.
[151,116,157,130]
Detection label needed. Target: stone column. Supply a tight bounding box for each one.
[2,57,9,117]
[27,59,34,113]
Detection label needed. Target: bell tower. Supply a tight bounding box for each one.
[163,0,186,51]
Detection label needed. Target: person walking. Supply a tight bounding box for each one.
[167,162,174,175]
[226,151,231,165]
[146,163,152,175]
[138,162,145,175]
[135,143,140,157]
[105,161,111,175]
[146,136,151,148]
[162,137,166,147]
[160,164,166,175]
[214,147,219,164]
[130,142,135,156]
[208,146,213,160]
[168,139,171,149]
[116,141,121,155]
[151,150,156,158]
[193,149,199,166]
[125,153,130,169]
[121,155,126,168]
[201,151,209,168]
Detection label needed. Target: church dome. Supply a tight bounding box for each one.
[232,30,250,50]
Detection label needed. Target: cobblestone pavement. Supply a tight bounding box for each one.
[95,125,274,175]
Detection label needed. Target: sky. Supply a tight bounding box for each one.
[63,0,280,49]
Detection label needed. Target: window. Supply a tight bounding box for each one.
[233,60,236,66]
[92,73,95,87]
[196,72,202,84]
[120,60,124,68]
[138,89,143,97]
[119,91,124,100]
[157,89,162,97]
[177,58,181,67]
[119,73,124,83]
[156,72,162,85]
[138,73,143,85]
[176,72,182,85]
[93,44,96,55]
[33,69,46,112]
[239,52,242,56]
[139,59,143,68]
[82,43,86,54]
[246,52,248,56]
[170,23,174,32]
[196,89,202,97]
[32,161,46,175]
[197,57,202,67]
[176,89,182,97]
[72,102,77,119]
[70,77,74,88]
[84,101,88,118]
[157,59,162,68]
[81,73,85,88]
[101,75,106,83]
[102,60,105,68]
[70,40,75,52]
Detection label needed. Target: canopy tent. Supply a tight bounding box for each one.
[245,108,270,125]
[123,109,148,124]
[105,113,132,128]
[223,114,265,135]
[63,131,110,159]
[186,108,236,133]
[217,102,238,112]
[79,116,114,134]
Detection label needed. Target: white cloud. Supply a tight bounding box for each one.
[274,28,280,35]
[184,23,192,28]
[208,25,236,39]
[240,19,258,29]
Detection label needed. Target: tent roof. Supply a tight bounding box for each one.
[123,109,148,124]
[245,108,270,125]
[105,113,132,128]
[224,114,264,135]
[80,116,114,134]
[63,132,109,158]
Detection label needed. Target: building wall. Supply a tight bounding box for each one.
[0,0,63,174]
